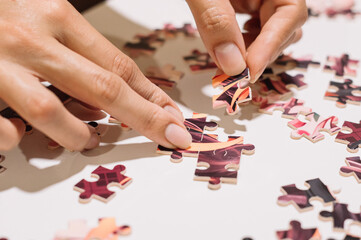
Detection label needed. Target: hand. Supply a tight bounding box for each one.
[0,0,191,151]
[186,0,308,82]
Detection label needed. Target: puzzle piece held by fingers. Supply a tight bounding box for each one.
[85,218,131,239]
[324,54,359,77]
[183,49,217,72]
[276,220,321,240]
[0,155,6,174]
[288,112,341,142]
[340,156,361,183]
[146,64,184,90]
[277,178,337,211]
[325,79,361,108]
[124,33,165,58]
[74,165,132,203]
[335,120,361,153]
[259,98,312,119]
[320,202,361,230]
[212,68,252,115]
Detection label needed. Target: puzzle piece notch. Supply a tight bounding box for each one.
[157,113,218,163]
[335,120,361,153]
[85,218,131,239]
[324,54,359,77]
[288,112,341,143]
[74,165,132,203]
[320,203,361,230]
[325,79,361,108]
[259,97,312,119]
[277,178,337,211]
[183,49,217,72]
[123,33,165,58]
[0,155,6,174]
[145,64,184,90]
[276,220,321,240]
[212,68,252,115]
[54,219,90,240]
[275,54,321,71]
[340,156,361,183]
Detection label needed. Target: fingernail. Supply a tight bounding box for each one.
[84,132,100,150]
[251,67,266,83]
[214,42,246,76]
[164,105,184,122]
[165,124,192,149]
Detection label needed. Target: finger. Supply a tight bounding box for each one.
[0,63,99,151]
[53,3,183,122]
[269,28,303,63]
[246,0,308,83]
[31,40,191,149]
[0,117,25,151]
[186,0,247,76]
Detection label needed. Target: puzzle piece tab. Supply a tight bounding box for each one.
[340,156,361,183]
[146,64,184,90]
[74,165,132,203]
[124,33,165,58]
[320,203,361,230]
[277,178,337,211]
[288,112,340,142]
[212,68,252,115]
[276,220,321,240]
[325,79,361,108]
[259,98,312,119]
[324,54,359,77]
[335,121,361,153]
[183,49,217,72]
[85,218,131,239]
[0,155,5,174]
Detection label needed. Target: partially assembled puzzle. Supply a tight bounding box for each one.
[157,113,255,190]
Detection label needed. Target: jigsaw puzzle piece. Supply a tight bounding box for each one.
[212,68,252,115]
[259,98,312,119]
[0,155,6,174]
[276,220,321,240]
[324,54,359,77]
[277,178,337,211]
[194,136,255,190]
[183,49,217,72]
[145,64,184,90]
[340,156,361,183]
[275,54,320,71]
[325,79,361,108]
[288,112,341,142]
[155,23,197,38]
[85,218,131,239]
[335,121,361,153]
[74,165,132,203]
[320,203,361,230]
[123,33,165,58]
[54,219,90,240]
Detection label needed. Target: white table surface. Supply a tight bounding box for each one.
[1,0,361,239]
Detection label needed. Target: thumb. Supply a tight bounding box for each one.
[186,0,247,76]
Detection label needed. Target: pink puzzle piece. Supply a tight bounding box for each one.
[155,23,197,38]
[123,33,165,58]
[324,54,359,77]
[85,218,131,240]
[259,98,312,119]
[145,64,184,90]
[0,155,6,174]
[275,54,320,71]
[276,220,321,240]
[74,165,132,203]
[335,120,361,153]
[340,156,361,183]
[183,49,217,72]
[288,112,341,142]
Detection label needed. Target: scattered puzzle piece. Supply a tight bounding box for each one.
[85,218,131,239]
[212,68,252,115]
[324,54,359,77]
[259,72,306,96]
[74,165,132,203]
[320,203,361,230]
[145,64,184,89]
[277,178,337,211]
[276,220,321,240]
[275,54,321,71]
[54,219,90,240]
[340,156,361,183]
[288,112,341,142]
[124,33,165,58]
[335,121,361,153]
[183,49,217,72]
[259,98,312,119]
[324,79,361,108]
[327,235,360,240]
[155,23,197,38]
[0,155,5,174]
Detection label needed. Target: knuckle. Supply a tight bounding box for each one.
[112,54,137,82]
[141,107,163,130]
[26,95,58,124]
[43,0,69,22]
[199,7,234,33]
[93,72,122,105]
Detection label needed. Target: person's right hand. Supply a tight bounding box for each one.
[0,0,191,151]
